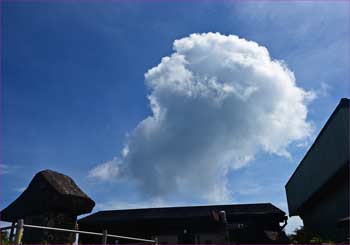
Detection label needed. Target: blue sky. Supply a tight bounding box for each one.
[1,1,349,234]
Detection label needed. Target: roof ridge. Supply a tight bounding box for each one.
[97,202,274,212]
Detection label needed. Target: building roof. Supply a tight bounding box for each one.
[79,203,286,224]
[1,169,95,221]
[79,203,288,244]
[285,98,350,215]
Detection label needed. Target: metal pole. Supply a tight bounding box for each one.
[9,221,16,242]
[19,223,155,243]
[74,222,79,245]
[155,236,158,245]
[14,219,24,245]
[101,230,108,244]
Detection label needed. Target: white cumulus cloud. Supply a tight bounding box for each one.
[88,158,122,181]
[90,32,314,202]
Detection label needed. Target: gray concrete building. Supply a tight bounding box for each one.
[285,98,349,242]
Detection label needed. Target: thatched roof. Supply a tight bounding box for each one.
[1,169,95,221]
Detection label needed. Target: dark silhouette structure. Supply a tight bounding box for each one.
[1,169,95,243]
[285,98,349,242]
[78,203,288,244]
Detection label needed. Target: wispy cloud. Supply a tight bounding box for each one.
[315,82,331,98]
[0,164,23,176]
[0,164,11,175]
[94,198,177,211]
[88,158,122,181]
[0,164,20,175]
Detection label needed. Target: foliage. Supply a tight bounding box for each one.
[288,226,334,244]
[1,230,12,244]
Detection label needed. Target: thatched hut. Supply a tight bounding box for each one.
[1,169,95,243]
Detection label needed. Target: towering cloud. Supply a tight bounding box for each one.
[89,33,314,202]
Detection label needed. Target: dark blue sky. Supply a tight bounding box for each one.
[1,1,349,233]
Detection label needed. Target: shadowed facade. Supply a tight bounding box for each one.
[78,203,288,244]
[285,98,350,242]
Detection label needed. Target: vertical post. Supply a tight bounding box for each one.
[74,222,79,245]
[154,237,158,245]
[9,221,15,242]
[101,230,108,245]
[14,219,24,245]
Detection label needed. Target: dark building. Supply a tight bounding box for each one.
[285,98,349,242]
[1,169,95,244]
[78,203,288,244]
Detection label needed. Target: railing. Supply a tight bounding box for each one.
[0,219,158,245]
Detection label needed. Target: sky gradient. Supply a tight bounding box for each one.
[1,1,350,234]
